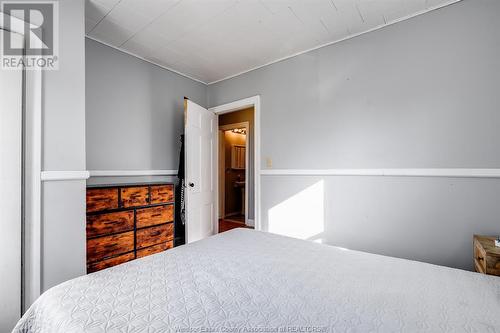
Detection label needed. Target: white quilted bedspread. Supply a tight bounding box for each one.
[14,229,500,333]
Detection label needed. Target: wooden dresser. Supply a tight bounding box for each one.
[86,182,175,273]
[473,235,500,276]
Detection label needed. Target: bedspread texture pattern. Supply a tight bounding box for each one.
[13,229,500,333]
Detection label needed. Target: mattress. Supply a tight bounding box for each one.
[14,229,500,333]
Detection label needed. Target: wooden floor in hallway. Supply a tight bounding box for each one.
[219,219,253,233]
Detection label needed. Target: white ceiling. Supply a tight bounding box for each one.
[86,0,460,84]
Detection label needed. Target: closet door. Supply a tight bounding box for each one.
[0,31,23,331]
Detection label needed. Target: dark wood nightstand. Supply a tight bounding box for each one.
[473,235,500,276]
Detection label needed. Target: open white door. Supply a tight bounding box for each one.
[0,30,23,331]
[184,99,217,243]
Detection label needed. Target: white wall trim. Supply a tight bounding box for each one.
[41,171,90,181]
[89,169,178,177]
[260,168,500,178]
[210,95,261,232]
[209,96,260,115]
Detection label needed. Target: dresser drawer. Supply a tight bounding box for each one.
[87,252,135,273]
[136,224,174,249]
[136,241,173,258]
[150,185,174,204]
[87,231,134,263]
[87,188,119,213]
[120,186,149,208]
[473,235,500,276]
[474,239,487,273]
[136,205,174,228]
[87,210,134,238]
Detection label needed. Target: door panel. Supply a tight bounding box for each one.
[0,31,23,331]
[185,100,216,243]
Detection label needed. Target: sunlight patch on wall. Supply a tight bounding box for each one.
[268,180,324,241]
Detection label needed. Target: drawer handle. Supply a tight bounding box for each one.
[477,256,484,261]
[152,213,162,217]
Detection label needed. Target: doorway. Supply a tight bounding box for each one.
[218,109,253,233]
[184,96,261,242]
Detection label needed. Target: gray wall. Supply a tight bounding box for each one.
[85,38,206,185]
[208,0,500,270]
[42,0,87,291]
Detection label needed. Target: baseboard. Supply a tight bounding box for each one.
[225,212,241,217]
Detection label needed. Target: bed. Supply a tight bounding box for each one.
[14,228,500,332]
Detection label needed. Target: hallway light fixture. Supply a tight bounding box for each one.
[231,128,247,135]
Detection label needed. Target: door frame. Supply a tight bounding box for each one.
[218,121,250,225]
[209,96,261,233]
[0,13,43,311]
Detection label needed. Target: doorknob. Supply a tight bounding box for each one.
[189,182,195,188]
